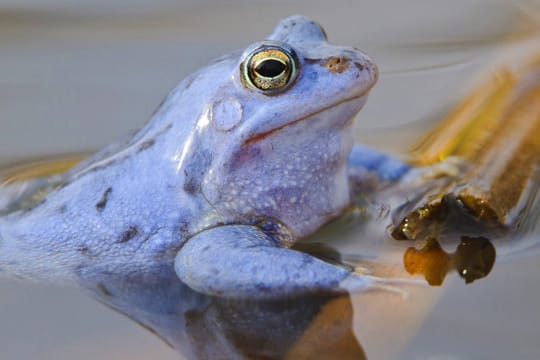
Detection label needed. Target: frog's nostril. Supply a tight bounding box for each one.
[355,55,377,80]
[354,62,365,71]
[370,62,379,83]
[323,56,349,73]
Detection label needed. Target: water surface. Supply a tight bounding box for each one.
[1,1,540,359]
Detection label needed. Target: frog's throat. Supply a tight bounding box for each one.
[244,94,366,145]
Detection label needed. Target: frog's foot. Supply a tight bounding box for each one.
[175,225,360,299]
[339,273,424,299]
[347,145,410,194]
[174,225,423,299]
[398,156,466,187]
[174,224,424,300]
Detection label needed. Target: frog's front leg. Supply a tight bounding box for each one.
[347,144,410,186]
[174,225,371,299]
[347,144,410,198]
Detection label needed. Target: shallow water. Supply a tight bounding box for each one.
[1,1,540,359]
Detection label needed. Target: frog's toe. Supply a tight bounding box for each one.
[403,156,467,183]
[339,273,424,299]
[347,144,410,183]
[377,160,410,182]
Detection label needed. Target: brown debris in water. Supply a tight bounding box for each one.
[403,236,496,285]
[393,52,540,239]
[454,236,496,284]
[404,238,451,286]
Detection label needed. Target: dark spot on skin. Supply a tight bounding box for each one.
[182,144,212,195]
[323,56,349,73]
[96,282,112,297]
[77,246,89,254]
[183,180,199,194]
[96,187,112,212]
[118,225,139,243]
[57,204,67,214]
[178,222,189,237]
[77,246,96,258]
[137,139,155,153]
[355,62,365,71]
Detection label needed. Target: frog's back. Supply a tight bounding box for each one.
[0,64,233,282]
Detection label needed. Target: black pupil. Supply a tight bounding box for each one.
[255,59,287,77]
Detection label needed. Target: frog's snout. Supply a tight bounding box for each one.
[364,56,378,87]
[356,52,378,90]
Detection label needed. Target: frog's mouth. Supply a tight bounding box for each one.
[244,94,367,145]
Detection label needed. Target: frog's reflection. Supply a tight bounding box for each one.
[85,271,365,360]
[403,236,496,286]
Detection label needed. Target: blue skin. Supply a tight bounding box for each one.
[0,16,408,300]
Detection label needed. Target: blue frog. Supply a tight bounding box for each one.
[0,15,409,300]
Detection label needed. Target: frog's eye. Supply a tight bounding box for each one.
[240,43,298,94]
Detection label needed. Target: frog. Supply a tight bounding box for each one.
[0,15,410,301]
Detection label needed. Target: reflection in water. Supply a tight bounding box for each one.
[86,275,364,360]
[454,236,496,283]
[404,237,496,286]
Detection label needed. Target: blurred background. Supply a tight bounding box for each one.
[1,1,540,359]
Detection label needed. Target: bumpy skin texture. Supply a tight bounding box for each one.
[0,16,408,300]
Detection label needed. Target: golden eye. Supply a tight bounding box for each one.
[240,43,298,93]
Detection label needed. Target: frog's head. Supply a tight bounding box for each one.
[172,15,377,238]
